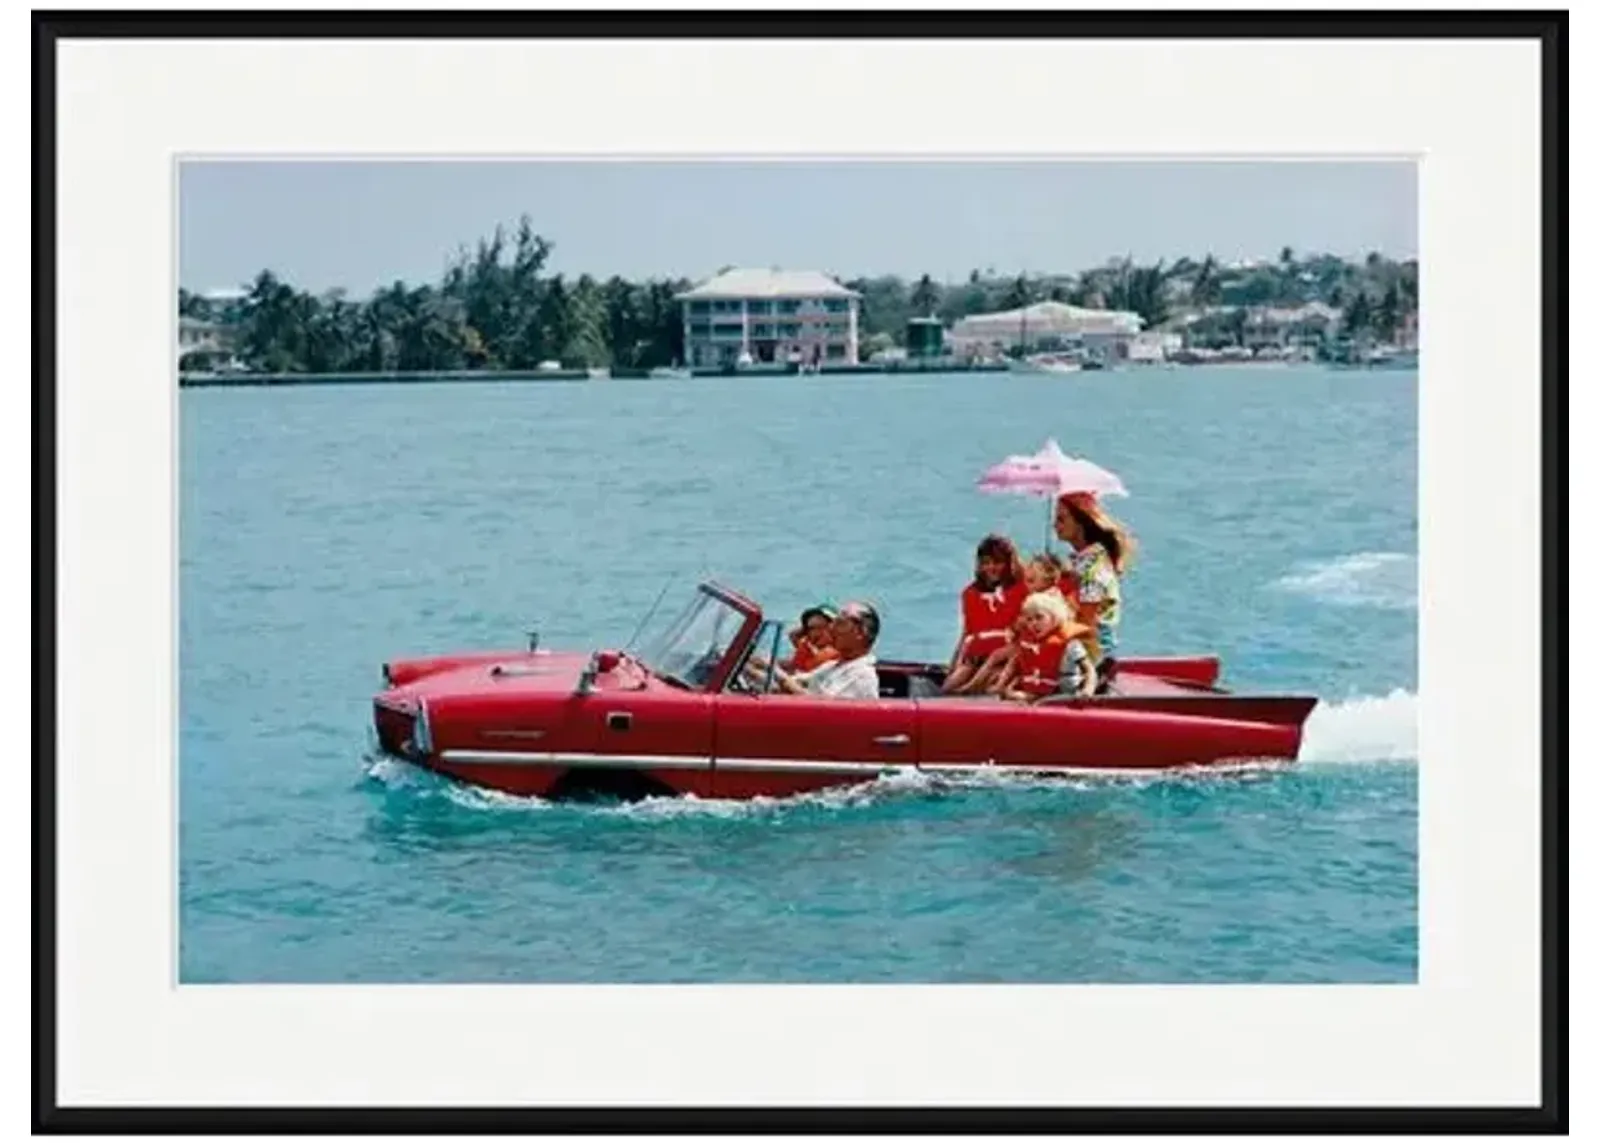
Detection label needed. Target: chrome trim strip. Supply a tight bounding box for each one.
[441,750,711,771]
[434,750,1229,779]
[712,757,891,775]
[481,729,549,741]
[436,751,887,775]
[917,760,1197,778]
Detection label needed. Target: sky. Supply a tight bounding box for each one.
[179,160,1417,296]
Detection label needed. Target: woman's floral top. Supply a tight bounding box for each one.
[1069,543,1121,655]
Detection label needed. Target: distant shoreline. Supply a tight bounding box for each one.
[179,357,1417,389]
[178,360,1008,387]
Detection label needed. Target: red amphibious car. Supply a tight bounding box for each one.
[373,582,1318,801]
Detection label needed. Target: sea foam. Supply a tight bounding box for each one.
[1274,551,1417,610]
[1299,689,1418,764]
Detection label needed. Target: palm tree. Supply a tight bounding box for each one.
[1191,254,1221,309]
[239,270,307,371]
[910,273,941,316]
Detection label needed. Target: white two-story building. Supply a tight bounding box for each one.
[677,268,860,368]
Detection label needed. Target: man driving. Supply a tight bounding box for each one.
[750,601,881,699]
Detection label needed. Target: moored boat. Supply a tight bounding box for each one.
[1008,353,1083,375]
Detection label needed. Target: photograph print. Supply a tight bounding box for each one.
[178,157,1421,986]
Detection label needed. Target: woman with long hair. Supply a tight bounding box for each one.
[1053,492,1136,666]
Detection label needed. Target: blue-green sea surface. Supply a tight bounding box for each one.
[180,367,1417,982]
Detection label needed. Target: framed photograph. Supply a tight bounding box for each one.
[37,11,1566,1133]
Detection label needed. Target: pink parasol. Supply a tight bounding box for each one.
[977,439,1129,500]
[976,439,1128,546]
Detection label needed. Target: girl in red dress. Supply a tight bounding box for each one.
[941,534,1027,694]
[961,550,1068,695]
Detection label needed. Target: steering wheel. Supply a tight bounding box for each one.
[727,662,756,694]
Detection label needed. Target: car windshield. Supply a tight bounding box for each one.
[631,587,750,691]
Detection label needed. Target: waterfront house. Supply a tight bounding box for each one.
[1245,302,1342,349]
[947,301,1144,362]
[676,268,861,368]
[1177,302,1342,352]
[1127,330,1183,364]
[177,315,227,369]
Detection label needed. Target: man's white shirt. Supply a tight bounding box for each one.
[795,654,880,699]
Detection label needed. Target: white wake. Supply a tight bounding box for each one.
[1300,689,1418,764]
[1274,551,1417,610]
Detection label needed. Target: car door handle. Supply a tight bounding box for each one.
[606,712,632,731]
[874,734,910,746]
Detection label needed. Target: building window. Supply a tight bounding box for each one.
[752,323,775,338]
[827,343,846,359]
[712,300,742,314]
[712,323,743,338]
[689,322,710,337]
[779,323,801,338]
[746,301,773,316]
[824,299,850,313]
[777,300,801,314]
[687,301,711,316]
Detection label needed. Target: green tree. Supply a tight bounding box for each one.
[1002,274,1034,310]
[639,279,687,367]
[1343,291,1373,340]
[602,276,643,367]
[847,276,911,343]
[528,275,569,364]
[1226,306,1249,347]
[1191,254,1221,308]
[237,270,310,372]
[1376,282,1402,342]
[564,274,609,366]
[186,224,1419,378]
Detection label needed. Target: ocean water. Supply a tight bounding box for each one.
[179,366,1418,983]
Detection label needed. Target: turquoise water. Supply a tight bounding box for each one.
[179,367,1418,982]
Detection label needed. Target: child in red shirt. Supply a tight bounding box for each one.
[780,605,840,673]
[941,534,1027,694]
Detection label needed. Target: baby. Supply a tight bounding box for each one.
[1023,551,1066,597]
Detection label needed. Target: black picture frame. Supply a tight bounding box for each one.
[33,9,1567,1134]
